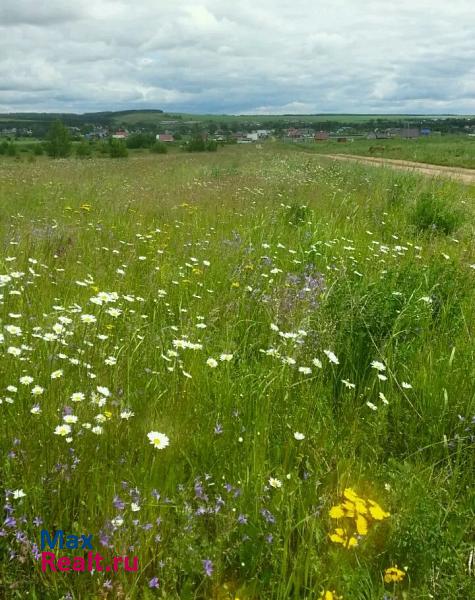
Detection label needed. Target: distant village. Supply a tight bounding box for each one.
[1,122,475,144]
[78,124,475,144]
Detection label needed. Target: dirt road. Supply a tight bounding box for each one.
[318,153,475,184]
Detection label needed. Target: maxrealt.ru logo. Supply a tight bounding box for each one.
[40,530,139,573]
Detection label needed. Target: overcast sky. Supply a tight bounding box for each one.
[1,0,474,114]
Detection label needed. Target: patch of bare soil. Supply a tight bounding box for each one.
[319,154,475,184]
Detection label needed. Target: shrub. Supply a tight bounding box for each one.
[108,139,128,158]
[126,133,155,149]
[184,136,219,153]
[186,136,206,152]
[205,140,218,152]
[45,120,72,158]
[6,143,17,157]
[150,141,168,154]
[76,142,93,158]
[97,141,110,155]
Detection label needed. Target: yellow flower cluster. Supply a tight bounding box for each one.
[329,487,390,549]
[319,590,342,600]
[384,566,406,583]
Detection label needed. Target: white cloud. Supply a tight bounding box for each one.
[0,0,474,113]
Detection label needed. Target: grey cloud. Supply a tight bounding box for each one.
[0,0,474,114]
[0,1,86,25]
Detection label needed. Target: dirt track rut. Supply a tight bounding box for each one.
[318,153,475,184]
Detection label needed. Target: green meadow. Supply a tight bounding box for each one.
[0,145,474,599]
[294,135,475,169]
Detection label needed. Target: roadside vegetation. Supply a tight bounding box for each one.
[295,135,475,169]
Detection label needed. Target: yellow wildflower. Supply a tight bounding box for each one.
[329,527,345,544]
[355,513,368,535]
[343,488,360,502]
[384,566,406,583]
[341,500,356,517]
[329,487,390,548]
[319,590,342,599]
[354,499,368,515]
[329,528,358,548]
[368,499,390,520]
[329,505,345,519]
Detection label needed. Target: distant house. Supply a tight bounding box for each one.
[315,131,329,141]
[0,127,17,137]
[283,128,304,142]
[385,128,420,139]
[401,128,420,138]
[112,129,128,139]
[420,128,431,136]
[367,131,390,140]
[299,128,315,138]
[287,128,302,139]
[256,129,272,138]
[386,128,401,137]
[156,134,174,143]
[246,132,259,142]
[85,127,108,140]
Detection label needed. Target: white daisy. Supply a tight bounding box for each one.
[63,415,78,424]
[54,424,72,436]
[147,431,170,449]
[81,314,97,324]
[323,350,339,364]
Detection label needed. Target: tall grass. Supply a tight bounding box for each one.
[0,146,474,599]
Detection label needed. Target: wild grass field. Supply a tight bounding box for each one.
[295,136,475,169]
[0,145,474,600]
